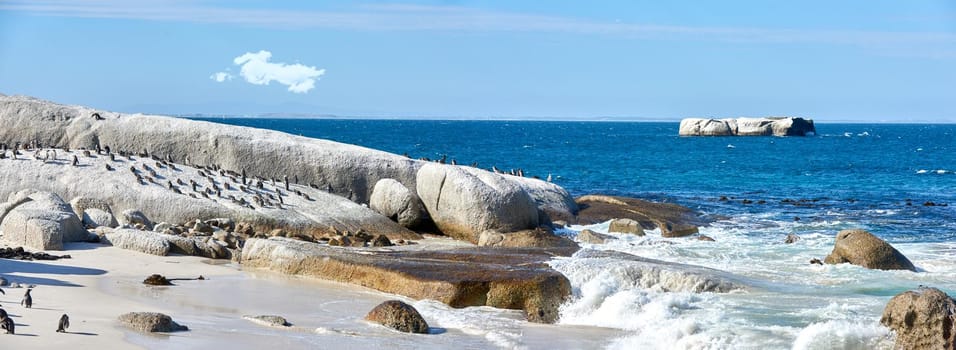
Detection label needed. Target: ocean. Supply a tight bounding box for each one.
[191,118,956,349]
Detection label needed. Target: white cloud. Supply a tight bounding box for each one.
[228,50,325,94]
[210,72,233,82]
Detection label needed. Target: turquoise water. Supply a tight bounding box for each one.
[193,119,956,242]
[191,118,956,349]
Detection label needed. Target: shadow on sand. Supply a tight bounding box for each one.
[0,258,107,287]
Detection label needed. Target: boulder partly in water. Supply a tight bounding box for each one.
[880,287,956,350]
[823,229,916,271]
[365,300,429,334]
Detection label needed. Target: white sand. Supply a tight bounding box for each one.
[0,243,620,349]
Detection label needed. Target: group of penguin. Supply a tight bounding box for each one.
[0,287,69,335]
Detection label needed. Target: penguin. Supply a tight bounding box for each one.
[284,175,289,191]
[1,314,13,334]
[109,153,116,161]
[21,288,32,308]
[91,112,104,120]
[105,164,114,171]
[72,155,79,166]
[546,173,552,182]
[57,314,69,333]
[104,145,111,154]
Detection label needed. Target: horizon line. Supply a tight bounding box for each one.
[176,114,956,124]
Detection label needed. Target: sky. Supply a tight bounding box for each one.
[0,1,955,121]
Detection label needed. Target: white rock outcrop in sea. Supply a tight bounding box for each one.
[369,178,429,229]
[678,117,816,136]
[0,95,576,244]
[416,163,539,243]
[0,191,90,250]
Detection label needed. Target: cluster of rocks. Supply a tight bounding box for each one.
[572,195,709,241]
[0,246,70,260]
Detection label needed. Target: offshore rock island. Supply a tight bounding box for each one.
[679,117,816,136]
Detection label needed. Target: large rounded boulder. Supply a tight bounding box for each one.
[0,191,88,250]
[416,163,538,243]
[365,300,429,334]
[118,312,188,333]
[70,196,118,228]
[369,178,430,229]
[823,229,916,271]
[880,287,955,349]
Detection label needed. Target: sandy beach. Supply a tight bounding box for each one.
[0,242,621,349]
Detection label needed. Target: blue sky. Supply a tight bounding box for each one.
[1,1,954,121]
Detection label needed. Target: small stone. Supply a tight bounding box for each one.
[608,218,644,236]
[784,234,801,244]
[371,235,393,247]
[243,315,290,327]
[576,229,614,244]
[697,235,715,242]
[365,300,429,334]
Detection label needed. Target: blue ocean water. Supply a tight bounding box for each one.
[194,119,956,242]
[188,118,956,349]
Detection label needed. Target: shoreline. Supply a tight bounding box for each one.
[0,242,623,349]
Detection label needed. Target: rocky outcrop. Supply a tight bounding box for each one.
[365,300,429,334]
[608,218,644,236]
[575,195,708,238]
[823,229,916,271]
[880,287,956,350]
[0,191,89,250]
[478,227,578,249]
[0,95,572,226]
[416,163,539,243]
[0,145,421,242]
[369,178,430,230]
[679,117,816,136]
[241,237,573,323]
[118,312,188,333]
[100,228,171,256]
